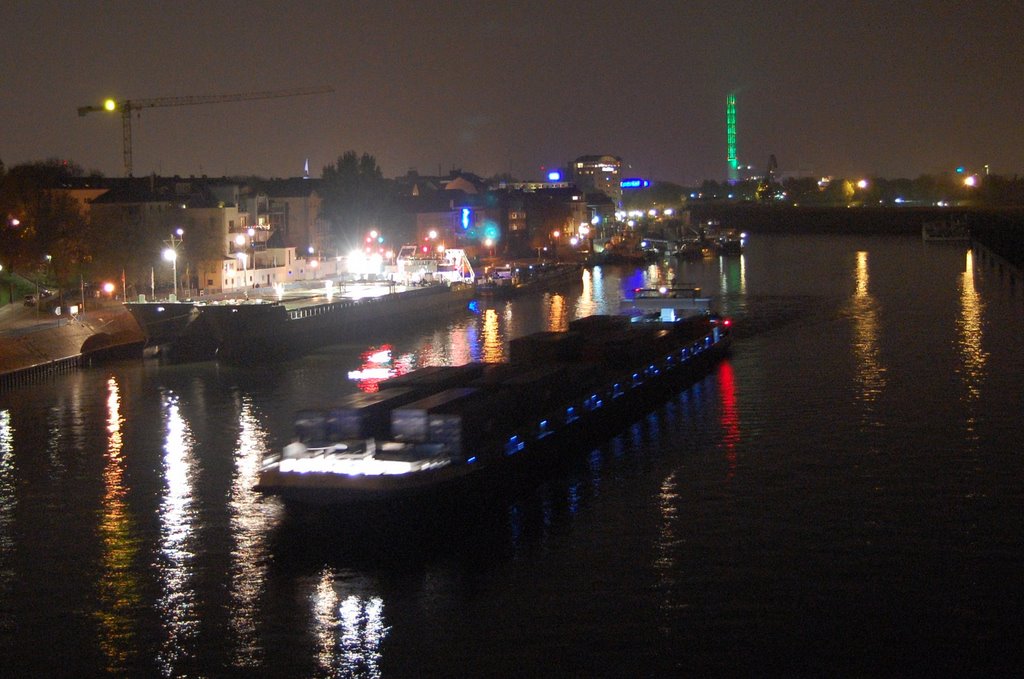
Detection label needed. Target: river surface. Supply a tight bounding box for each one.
[1,233,1022,677]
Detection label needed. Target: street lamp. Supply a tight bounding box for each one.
[236,252,248,290]
[164,229,183,299]
[162,247,178,299]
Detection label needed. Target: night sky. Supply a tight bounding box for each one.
[3,1,1022,184]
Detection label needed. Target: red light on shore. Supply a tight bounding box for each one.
[723,318,732,327]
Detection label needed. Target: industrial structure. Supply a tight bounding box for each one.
[77,87,333,177]
[726,93,739,183]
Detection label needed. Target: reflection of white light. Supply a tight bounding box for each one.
[229,398,270,656]
[158,394,196,675]
[313,571,339,674]
[339,595,388,675]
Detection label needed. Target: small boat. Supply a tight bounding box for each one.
[476,261,582,297]
[712,230,746,256]
[672,239,714,260]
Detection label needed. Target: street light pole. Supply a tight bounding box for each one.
[162,248,178,299]
[163,229,183,300]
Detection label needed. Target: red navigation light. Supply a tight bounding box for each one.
[722,318,732,327]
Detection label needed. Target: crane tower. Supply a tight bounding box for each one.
[77,86,333,176]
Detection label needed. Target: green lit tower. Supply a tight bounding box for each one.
[726,93,738,182]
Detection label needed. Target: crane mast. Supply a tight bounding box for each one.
[77,86,333,176]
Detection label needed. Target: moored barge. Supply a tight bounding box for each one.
[201,282,476,363]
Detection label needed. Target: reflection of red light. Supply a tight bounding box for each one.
[718,361,739,480]
[351,344,398,392]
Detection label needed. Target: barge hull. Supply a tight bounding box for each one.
[258,317,731,507]
[203,284,474,363]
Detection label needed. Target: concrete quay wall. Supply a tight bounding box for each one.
[0,306,144,389]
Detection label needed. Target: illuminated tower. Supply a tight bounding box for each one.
[726,93,738,183]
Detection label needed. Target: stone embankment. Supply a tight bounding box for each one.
[0,303,145,390]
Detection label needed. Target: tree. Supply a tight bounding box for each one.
[0,161,94,292]
[320,151,396,250]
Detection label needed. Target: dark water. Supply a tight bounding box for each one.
[2,234,1022,677]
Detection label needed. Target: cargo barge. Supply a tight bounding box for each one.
[256,289,732,506]
[127,248,480,363]
[126,280,476,363]
[201,282,476,363]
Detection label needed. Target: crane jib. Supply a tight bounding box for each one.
[76,86,333,176]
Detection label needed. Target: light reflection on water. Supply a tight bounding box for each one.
[957,250,987,400]
[848,250,887,410]
[957,249,987,442]
[312,570,388,678]
[481,308,503,363]
[1,235,1023,674]
[157,392,198,677]
[229,397,276,668]
[97,377,141,672]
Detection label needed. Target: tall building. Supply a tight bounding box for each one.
[571,155,623,206]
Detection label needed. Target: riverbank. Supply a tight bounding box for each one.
[0,301,144,384]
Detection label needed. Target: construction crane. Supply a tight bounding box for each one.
[77,86,333,176]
